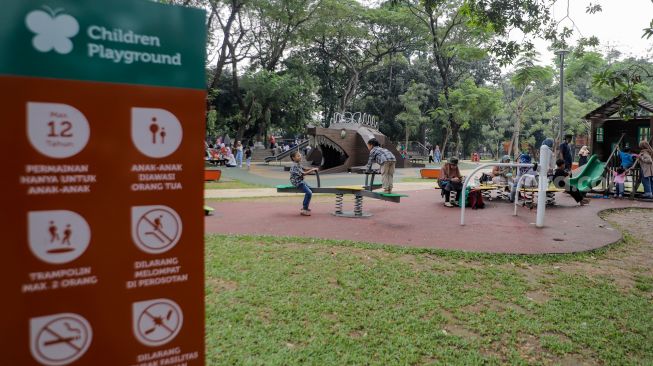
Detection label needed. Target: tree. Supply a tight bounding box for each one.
[310,0,422,113]
[508,55,553,158]
[397,82,430,150]
[435,78,503,157]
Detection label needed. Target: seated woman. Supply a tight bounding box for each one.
[492,155,514,185]
[225,153,237,167]
[441,157,463,207]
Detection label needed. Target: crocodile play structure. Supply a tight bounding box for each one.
[303,112,422,174]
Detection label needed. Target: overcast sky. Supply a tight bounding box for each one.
[529,0,653,65]
[358,0,653,67]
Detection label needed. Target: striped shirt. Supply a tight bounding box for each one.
[366,146,396,170]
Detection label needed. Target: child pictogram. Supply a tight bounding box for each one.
[131,107,182,158]
[30,313,93,366]
[133,299,183,347]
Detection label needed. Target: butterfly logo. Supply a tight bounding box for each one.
[25,6,79,54]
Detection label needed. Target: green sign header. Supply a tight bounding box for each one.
[0,0,206,89]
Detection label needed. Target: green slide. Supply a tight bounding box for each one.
[568,154,606,192]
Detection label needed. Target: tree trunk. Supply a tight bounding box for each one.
[339,72,359,112]
[419,124,427,145]
[450,123,461,157]
[208,1,241,92]
[441,128,450,160]
[405,125,409,157]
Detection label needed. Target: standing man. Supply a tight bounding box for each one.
[366,138,396,193]
[559,134,573,171]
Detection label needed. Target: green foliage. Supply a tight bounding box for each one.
[593,60,653,119]
[511,56,553,90]
[397,82,431,144]
[203,0,652,153]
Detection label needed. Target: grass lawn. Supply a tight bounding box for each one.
[205,179,268,190]
[205,209,653,365]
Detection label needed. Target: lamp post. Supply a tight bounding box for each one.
[555,49,569,150]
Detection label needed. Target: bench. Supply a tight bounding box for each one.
[204,169,222,182]
[420,168,441,179]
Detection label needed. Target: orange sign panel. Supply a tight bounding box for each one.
[1,1,206,364]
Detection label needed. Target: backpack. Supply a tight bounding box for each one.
[469,189,485,209]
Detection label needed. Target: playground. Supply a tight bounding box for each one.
[192,0,653,362]
[205,162,651,254]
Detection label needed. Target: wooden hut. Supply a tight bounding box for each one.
[584,95,653,161]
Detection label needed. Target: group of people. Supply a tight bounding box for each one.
[613,141,653,199]
[206,140,252,169]
[287,135,653,215]
[428,145,442,164]
[289,138,396,216]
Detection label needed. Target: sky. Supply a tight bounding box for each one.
[528,0,653,65]
[358,0,653,67]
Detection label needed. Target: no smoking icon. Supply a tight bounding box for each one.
[133,299,183,347]
[131,205,182,254]
[30,313,93,366]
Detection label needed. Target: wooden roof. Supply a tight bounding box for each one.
[583,94,653,119]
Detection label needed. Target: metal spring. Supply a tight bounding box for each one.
[354,195,363,216]
[335,194,343,214]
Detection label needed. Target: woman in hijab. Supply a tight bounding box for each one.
[578,146,590,167]
[639,140,653,198]
[491,155,513,185]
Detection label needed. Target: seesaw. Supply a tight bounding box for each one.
[276,170,407,218]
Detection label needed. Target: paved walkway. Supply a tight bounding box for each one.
[205,189,653,254]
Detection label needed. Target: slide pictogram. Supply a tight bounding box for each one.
[131,205,182,254]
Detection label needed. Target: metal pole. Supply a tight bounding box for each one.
[556,49,569,149]
[536,144,551,227]
[460,163,534,226]
[559,53,564,145]
[513,174,535,216]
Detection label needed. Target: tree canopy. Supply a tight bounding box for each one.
[166,0,653,157]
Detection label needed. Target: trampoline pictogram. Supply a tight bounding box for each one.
[30,313,92,366]
[133,299,183,347]
[28,210,91,264]
[131,205,182,254]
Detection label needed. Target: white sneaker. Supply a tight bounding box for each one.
[444,202,453,207]
[300,209,311,216]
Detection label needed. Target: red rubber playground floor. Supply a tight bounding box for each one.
[205,190,652,254]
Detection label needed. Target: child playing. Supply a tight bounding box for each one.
[245,146,252,169]
[612,167,629,198]
[618,147,636,169]
[366,138,397,193]
[552,159,588,205]
[290,151,317,216]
